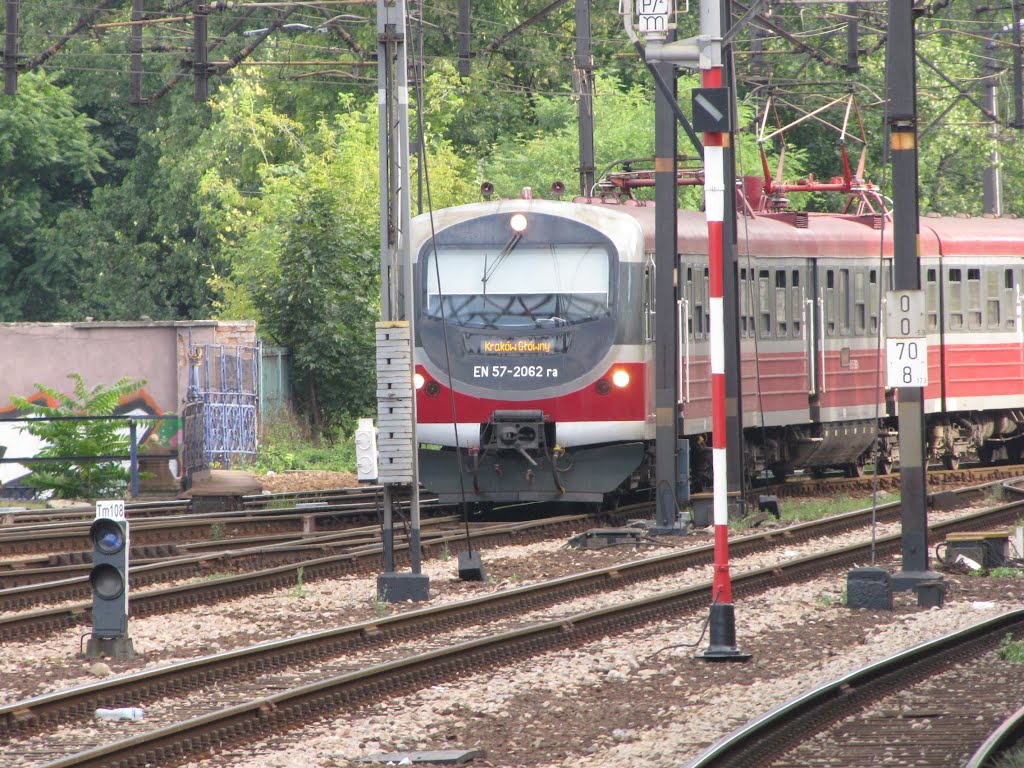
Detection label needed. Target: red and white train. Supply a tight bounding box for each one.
[410,187,1024,504]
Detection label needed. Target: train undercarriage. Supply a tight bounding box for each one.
[718,409,1024,486]
[421,408,1024,507]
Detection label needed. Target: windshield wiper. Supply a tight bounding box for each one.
[482,233,523,294]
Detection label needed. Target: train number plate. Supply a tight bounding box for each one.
[472,365,560,379]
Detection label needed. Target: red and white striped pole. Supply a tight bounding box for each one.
[695,1,748,663]
[628,0,748,659]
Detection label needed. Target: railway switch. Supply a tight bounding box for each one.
[85,500,134,659]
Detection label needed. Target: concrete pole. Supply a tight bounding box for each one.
[885,0,937,591]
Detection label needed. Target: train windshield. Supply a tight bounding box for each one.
[424,244,611,329]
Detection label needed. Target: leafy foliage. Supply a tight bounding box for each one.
[0,72,109,320]
[9,374,147,499]
[201,86,474,434]
[250,411,356,474]
[5,0,1024,441]
[998,633,1024,664]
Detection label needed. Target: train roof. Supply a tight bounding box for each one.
[602,204,1024,259]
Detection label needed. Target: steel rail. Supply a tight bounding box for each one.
[5,491,1022,756]
[683,609,1024,768]
[0,498,443,558]
[0,514,600,642]
[28,500,1024,768]
[0,516,467,606]
[964,702,1024,768]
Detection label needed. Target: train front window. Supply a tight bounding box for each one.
[424,244,611,329]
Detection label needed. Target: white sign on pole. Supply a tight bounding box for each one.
[637,0,671,34]
[95,499,126,520]
[885,290,928,388]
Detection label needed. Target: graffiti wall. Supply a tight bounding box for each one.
[0,321,257,497]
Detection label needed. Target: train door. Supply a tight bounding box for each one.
[809,261,884,416]
[806,259,887,474]
[738,265,758,428]
[922,260,943,412]
[806,260,822,419]
[748,262,812,429]
[679,257,711,435]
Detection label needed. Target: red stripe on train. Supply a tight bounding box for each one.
[416,362,647,424]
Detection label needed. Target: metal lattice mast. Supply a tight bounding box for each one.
[376,0,428,601]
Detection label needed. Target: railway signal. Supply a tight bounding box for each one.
[85,500,135,659]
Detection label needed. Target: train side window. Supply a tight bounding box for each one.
[967,268,982,329]
[791,269,801,336]
[684,266,693,337]
[758,269,772,337]
[775,270,787,336]
[854,271,866,334]
[739,268,750,336]
[926,267,939,330]
[868,269,879,334]
[948,268,963,329]
[699,267,709,338]
[839,269,850,335]
[1006,268,1017,330]
[986,268,1001,330]
[825,270,836,335]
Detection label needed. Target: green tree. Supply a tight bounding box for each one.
[0,71,109,320]
[201,87,474,435]
[10,374,146,499]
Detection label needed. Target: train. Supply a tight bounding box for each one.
[409,181,1024,506]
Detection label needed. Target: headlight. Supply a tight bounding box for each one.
[612,369,630,388]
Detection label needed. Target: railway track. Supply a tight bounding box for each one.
[0,513,611,642]
[683,609,1024,767]
[5,485,1024,768]
[0,502,429,560]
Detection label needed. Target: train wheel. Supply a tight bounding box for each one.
[845,463,865,479]
[942,454,960,471]
[977,444,994,465]
[875,458,894,476]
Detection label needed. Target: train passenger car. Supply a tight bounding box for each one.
[411,191,1024,505]
[915,216,1024,469]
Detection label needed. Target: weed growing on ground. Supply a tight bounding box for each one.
[373,587,389,616]
[998,633,1024,664]
[993,744,1024,768]
[292,566,307,598]
[989,567,1024,578]
[245,410,356,474]
[209,521,226,541]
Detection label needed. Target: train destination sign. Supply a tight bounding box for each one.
[463,334,569,355]
[885,290,928,388]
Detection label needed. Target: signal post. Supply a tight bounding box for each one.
[86,499,134,659]
[626,0,749,660]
